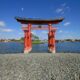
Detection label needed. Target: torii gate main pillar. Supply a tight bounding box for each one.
[48,24,56,53]
[23,24,32,53]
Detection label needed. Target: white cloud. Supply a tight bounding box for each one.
[56,8,63,13]
[0,21,5,27]
[61,3,66,7]
[1,29,13,32]
[61,3,70,9]
[56,3,70,14]
[64,22,70,26]
[21,8,24,12]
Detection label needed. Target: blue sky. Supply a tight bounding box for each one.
[0,0,80,40]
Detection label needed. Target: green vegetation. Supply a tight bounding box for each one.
[32,40,42,44]
[16,34,44,44]
[18,38,43,44]
[17,37,24,43]
[32,34,39,40]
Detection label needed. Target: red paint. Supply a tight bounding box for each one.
[48,24,56,53]
[23,24,32,53]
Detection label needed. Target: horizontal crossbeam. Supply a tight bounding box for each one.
[22,27,56,30]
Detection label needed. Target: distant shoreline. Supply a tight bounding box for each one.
[0,40,80,43]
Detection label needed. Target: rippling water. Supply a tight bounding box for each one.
[0,42,80,54]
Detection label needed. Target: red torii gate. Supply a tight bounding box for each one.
[16,17,64,53]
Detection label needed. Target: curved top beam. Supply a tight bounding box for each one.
[15,17,64,25]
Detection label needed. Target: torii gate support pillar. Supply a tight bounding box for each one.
[48,24,56,53]
[23,24,32,53]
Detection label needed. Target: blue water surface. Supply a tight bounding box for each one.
[0,42,80,53]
